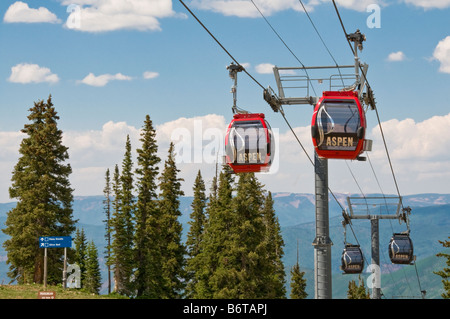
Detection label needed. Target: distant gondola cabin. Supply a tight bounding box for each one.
[225,113,274,173]
[341,244,364,274]
[388,233,415,265]
[311,91,367,160]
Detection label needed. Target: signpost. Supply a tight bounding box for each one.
[39,236,72,248]
[38,291,56,299]
[39,236,72,294]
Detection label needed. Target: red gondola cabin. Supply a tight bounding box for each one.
[225,113,274,173]
[311,91,367,160]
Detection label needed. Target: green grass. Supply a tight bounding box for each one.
[0,284,128,299]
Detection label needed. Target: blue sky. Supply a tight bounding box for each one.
[0,0,449,203]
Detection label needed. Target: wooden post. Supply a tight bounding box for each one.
[43,247,47,291]
[62,247,67,289]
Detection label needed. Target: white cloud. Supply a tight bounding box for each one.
[8,63,60,84]
[3,112,450,202]
[370,113,450,160]
[239,62,251,70]
[255,63,296,75]
[61,0,181,32]
[4,1,61,24]
[191,0,307,17]
[433,36,450,74]
[143,71,159,79]
[403,0,450,9]
[79,72,132,87]
[191,0,384,17]
[387,51,406,62]
[332,0,385,12]
[255,63,275,74]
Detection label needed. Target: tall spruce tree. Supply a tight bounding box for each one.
[73,228,87,287]
[347,276,370,299]
[262,191,286,298]
[103,168,112,294]
[290,239,307,299]
[195,166,234,298]
[190,166,231,298]
[84,240,102,294]
[217,172,267,299]
[158,142,186,298]
[109,164,121,292]
[134,115,163,298]
[185,170,207,298]
[290,264,308,299]
[3,96,76,284]
[111,136,135,296]
[199,168,286,299]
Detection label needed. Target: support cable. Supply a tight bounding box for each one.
[297,0,345,88]
[179,0,346,210]
[179,0,265,91]
[331,0,402,208]
[249,0,317,96]
[331,0,424,298]
[280,107,345,211]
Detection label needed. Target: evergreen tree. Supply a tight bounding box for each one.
[220,172,267,299]
[206,171,268,299]
[347,276,370,299]
[262,192,286,298]
[103,168,112,294]
[185,170,207,297]
[111,136,135,296]
[109,164,121,292]
[290,264,308,299]
[290,239,307,299]
[191,166,230,298]
[84,241,102,294]
[158,142,186,298]
[434,236,450,298]
[3,96,76,284]
[134,115,163,298]
[73,228,87,287]
[195,166,234,298]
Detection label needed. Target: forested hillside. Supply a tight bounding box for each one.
[1,193,448,298]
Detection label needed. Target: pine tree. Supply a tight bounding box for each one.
[103,168,112,294]
[434,236,450,298]
[110,136,135,296]
[190,166,229,298]
[185,170,207,297]
[222,172,267,299]
[158,142,186,298]
[109,164,121,292]
[134,115,163,298]
[347,276,370,299]
[3,95,76,284]
[73,228,87,287]
[290,239,307,299]
[206,171,267,298]
[290,264,307,299]
[196,166,234,298]
[262,191,286,298]
[84,241,102,294]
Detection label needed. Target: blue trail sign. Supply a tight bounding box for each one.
[39,236,72,248]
